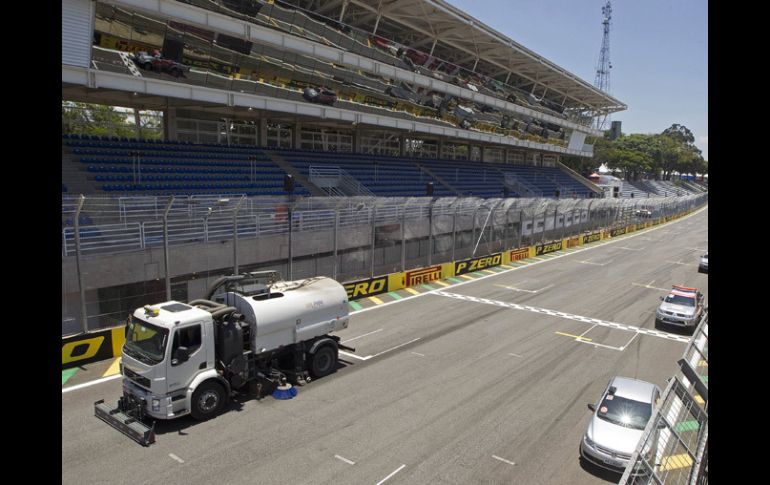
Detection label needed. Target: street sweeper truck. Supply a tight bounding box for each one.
[95,271,353,446]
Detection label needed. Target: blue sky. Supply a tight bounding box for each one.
[446,0,708,159]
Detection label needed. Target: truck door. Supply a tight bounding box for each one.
[166,323,205,394]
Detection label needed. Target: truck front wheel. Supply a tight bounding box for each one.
[308,345,337,378]
[191,381,226,420]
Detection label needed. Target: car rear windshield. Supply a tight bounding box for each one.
[665,295,695,306]
[597,395,652,430]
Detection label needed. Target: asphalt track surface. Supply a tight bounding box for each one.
[62,207,708,485]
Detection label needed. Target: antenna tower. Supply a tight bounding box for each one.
[594,1,612,130]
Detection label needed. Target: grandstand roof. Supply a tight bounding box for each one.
[308,0,626,113]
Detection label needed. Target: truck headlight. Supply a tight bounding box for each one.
[152,398,160,412]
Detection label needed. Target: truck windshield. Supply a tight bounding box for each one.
[125,317,169,365]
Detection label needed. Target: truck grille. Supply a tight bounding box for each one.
[124,367,151,389]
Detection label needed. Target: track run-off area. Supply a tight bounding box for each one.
[63,206,708,485]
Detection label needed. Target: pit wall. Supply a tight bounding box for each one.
[61,209,698,369]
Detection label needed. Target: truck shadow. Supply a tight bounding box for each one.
[153,360,355,436]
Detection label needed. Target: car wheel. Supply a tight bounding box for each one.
[308,344,337,378]
[143,62,152,71]
[190,380,226,421]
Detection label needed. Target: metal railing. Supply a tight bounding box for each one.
[503,172,540,197]
[309,166,375,197]
[62,193,707,334]
[619,311,708,484]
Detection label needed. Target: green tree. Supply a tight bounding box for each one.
[62,102,163,139]
[662,123,695,145]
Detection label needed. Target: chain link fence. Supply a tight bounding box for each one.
[62,193,707,335]
[619,310,708,484]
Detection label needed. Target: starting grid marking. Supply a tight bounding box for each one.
[432,291,690,344]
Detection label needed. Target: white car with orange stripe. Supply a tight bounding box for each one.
[655,285,704,329]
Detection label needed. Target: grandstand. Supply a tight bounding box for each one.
[62,0,643,334]
[62,0,631,201]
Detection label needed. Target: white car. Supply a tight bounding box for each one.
[698,253,708,273]
[655,285,704,329]
[581,376,662,475]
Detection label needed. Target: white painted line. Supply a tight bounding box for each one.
[335,454,355,465]
[632,282,670,292]
[575,339,624,352]
[62,373,122,394]
[432,291,690,343]
[621,332,640,350]
[370,338,422,358]
[509,353,524,358]
[169,453,185,464]
[411,352,425,357]
[578,325,598,338]
[492,455,517,466]
[339,350,371,361]
[342,328,383,343]
[688,247,707,252]
[495,283,554,293]
[495,284,537,293]
[577,260,610,266]
[376,464,406,485]
[617,246,644,251]
[666,261,688,266]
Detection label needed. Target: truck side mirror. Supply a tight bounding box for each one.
[172,346,190,365]
[587,403,596,412]
[659,296,664,301]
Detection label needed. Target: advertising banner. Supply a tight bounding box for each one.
[582,232,602,244]
[344,276,389,300]
[405,265,442,286]
[508,247,530,262]
[455,253,502,275]
[62,327,124,369]
[535,241,563,256]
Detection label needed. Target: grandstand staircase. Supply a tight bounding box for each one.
[557,162,602,197]
[62,145,99,194]
[262,151,328,197]
[414,164,463,196]
[501,172,537,197]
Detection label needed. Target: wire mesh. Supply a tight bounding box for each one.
[62,193,708,334]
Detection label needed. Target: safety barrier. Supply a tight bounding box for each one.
[61,199,705,367]
[618,311,708,484]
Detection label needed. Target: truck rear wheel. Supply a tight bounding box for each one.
[308,344,337,378]
[191,381,226,421]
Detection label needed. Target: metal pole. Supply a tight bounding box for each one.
[531,210,536,246]
[471,207,478,256]
[288,207,293,280]
[370,207,376,278]
[488,203,495,254]
[333,209,339,280]
[428,201,433,266]
[451,205,457,262]
[163,196,175,301]
[233,195,245,274]
[401,206,406,272]
[74,195,88,333]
